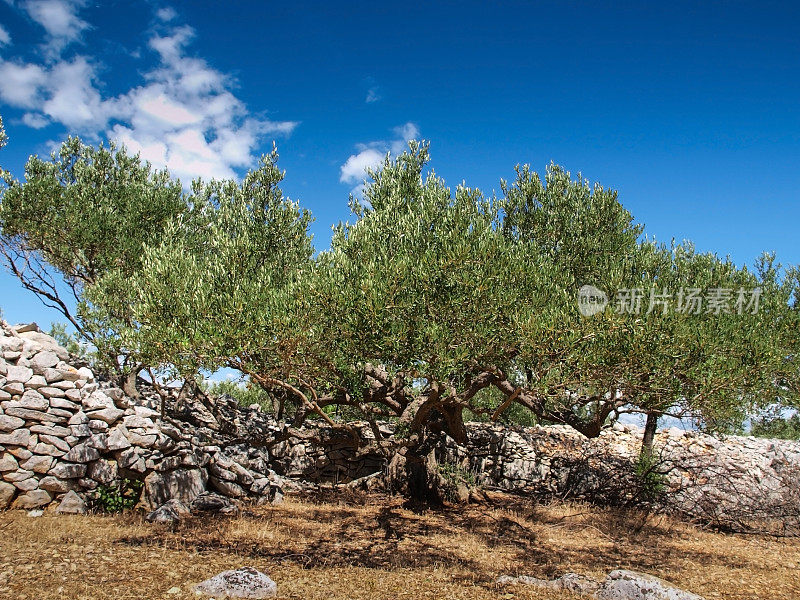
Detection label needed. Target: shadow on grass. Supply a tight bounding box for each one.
[116,491,752,583]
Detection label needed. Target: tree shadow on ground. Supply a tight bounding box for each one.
[116,491,755,584]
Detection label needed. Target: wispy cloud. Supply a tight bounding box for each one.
[155,6,177,22]
[0,4,298,184]
[340,122,420,192]
[22,0,89,56]
[365,86,381,103]
[0,23,11,46]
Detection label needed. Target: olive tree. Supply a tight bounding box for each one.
[0,133,186,391]
[115,148,319,418]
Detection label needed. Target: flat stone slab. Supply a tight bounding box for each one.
[192,567,277,598]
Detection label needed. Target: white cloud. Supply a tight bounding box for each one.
[21,112,49,128]
[155,6,177,22]
[2,7,298,185]
[40,56,106,130]
[0,61,46,106]
[340,122,421,186]
[22,0,88,55]
[340,148,385,185]
[0,23,11,46]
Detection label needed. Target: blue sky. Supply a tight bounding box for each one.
[0,0,798,328]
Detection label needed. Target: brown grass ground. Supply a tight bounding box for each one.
[1,492,798,600]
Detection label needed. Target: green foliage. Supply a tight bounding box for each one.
[633,451,667,502]
[116,148,314,385]
[90,478,143,513]
[2,132,797,447]
[750,412,800,441]
[48,322,90,361]
[0,137,187,379]
[437,460,479,502]
[202,379,275,412]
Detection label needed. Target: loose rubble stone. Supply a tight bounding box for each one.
[56,490,87,514]
[146,498,191,523]
[191,492,241,516]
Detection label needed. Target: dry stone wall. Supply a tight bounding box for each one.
[1,320,798,534]
[0,322,285,515]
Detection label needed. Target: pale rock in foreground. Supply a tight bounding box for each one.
[192,567,277,598]
[498,570,704,600]
[597,570,705,600]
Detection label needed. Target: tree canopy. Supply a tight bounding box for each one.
[1,124,798,499]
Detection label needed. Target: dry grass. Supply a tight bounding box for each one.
[1,492,799,600]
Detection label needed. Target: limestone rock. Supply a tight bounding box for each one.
[39,386,66,399]
[3,469,33,483]
[192,567,277,599]
[18,389,49,411]
[6,365,33,384]
[49,462,87,479]
[0,414,24,432]
[210,476,246,498]
[20,454,54,474]
[106,427,131,450]
[30,351,59,374]
[83,391,114,412]
[17,331,69,360]
[43,367,64,383]
[0,428,30,447]
[86,459,116,484]
[56,490,87,514]
[597,570,705,600]
[0,480,15,508]
[12,488,52,509]
[86,406,124,425]
[191,492,241,516]
[144,467,207,509]
[145,499,191,523]
[0,452,19,472]
[63,442,101,463]
[26,375,47,389]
